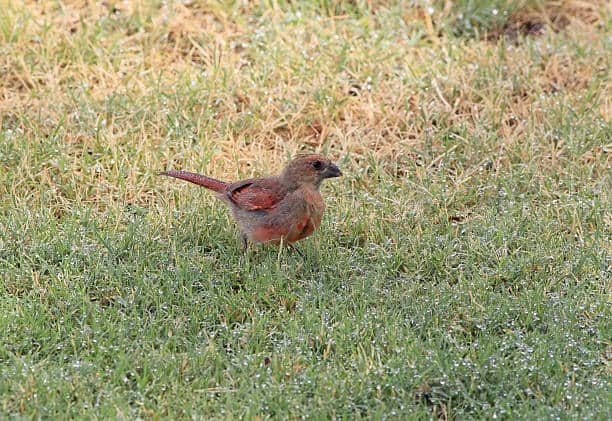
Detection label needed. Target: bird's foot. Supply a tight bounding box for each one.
[288,243,305,259]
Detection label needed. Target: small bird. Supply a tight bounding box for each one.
[160,154,342,252]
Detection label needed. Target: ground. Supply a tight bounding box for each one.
[0,0,610,418]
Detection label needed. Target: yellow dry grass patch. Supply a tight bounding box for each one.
[0,0,609,209]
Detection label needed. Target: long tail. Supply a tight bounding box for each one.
[159,170,228,193]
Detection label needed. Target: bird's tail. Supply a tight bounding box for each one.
[159,170,228,193]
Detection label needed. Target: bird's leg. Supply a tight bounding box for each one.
[288,243,305,259]
[241,234,248,253]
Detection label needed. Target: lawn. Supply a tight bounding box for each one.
[0,0,610,418]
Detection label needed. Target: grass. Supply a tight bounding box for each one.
[0,0,610,418]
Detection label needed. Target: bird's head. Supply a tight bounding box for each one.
[281,154,342,189]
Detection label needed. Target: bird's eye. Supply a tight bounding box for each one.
[311,160,323,170]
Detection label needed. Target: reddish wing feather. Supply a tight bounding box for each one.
[229,183,281,211]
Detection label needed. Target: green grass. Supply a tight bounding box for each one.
[1,0,610,418]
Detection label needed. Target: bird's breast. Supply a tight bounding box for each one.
[284,187,325,242]
[303,187,325,218]
[243,186,326,244]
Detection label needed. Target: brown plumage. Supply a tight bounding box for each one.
[160,154,342,251]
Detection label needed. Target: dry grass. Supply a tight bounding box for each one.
[1,2,609,207]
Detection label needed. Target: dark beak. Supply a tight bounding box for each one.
[322,163,342,178]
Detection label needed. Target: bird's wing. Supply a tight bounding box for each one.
[226,178,285,211]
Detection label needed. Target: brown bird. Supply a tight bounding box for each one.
[160,154,342,252]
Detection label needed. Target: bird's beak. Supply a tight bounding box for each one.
[322,163,342,178]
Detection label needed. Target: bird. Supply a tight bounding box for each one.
[160,154,342,252]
